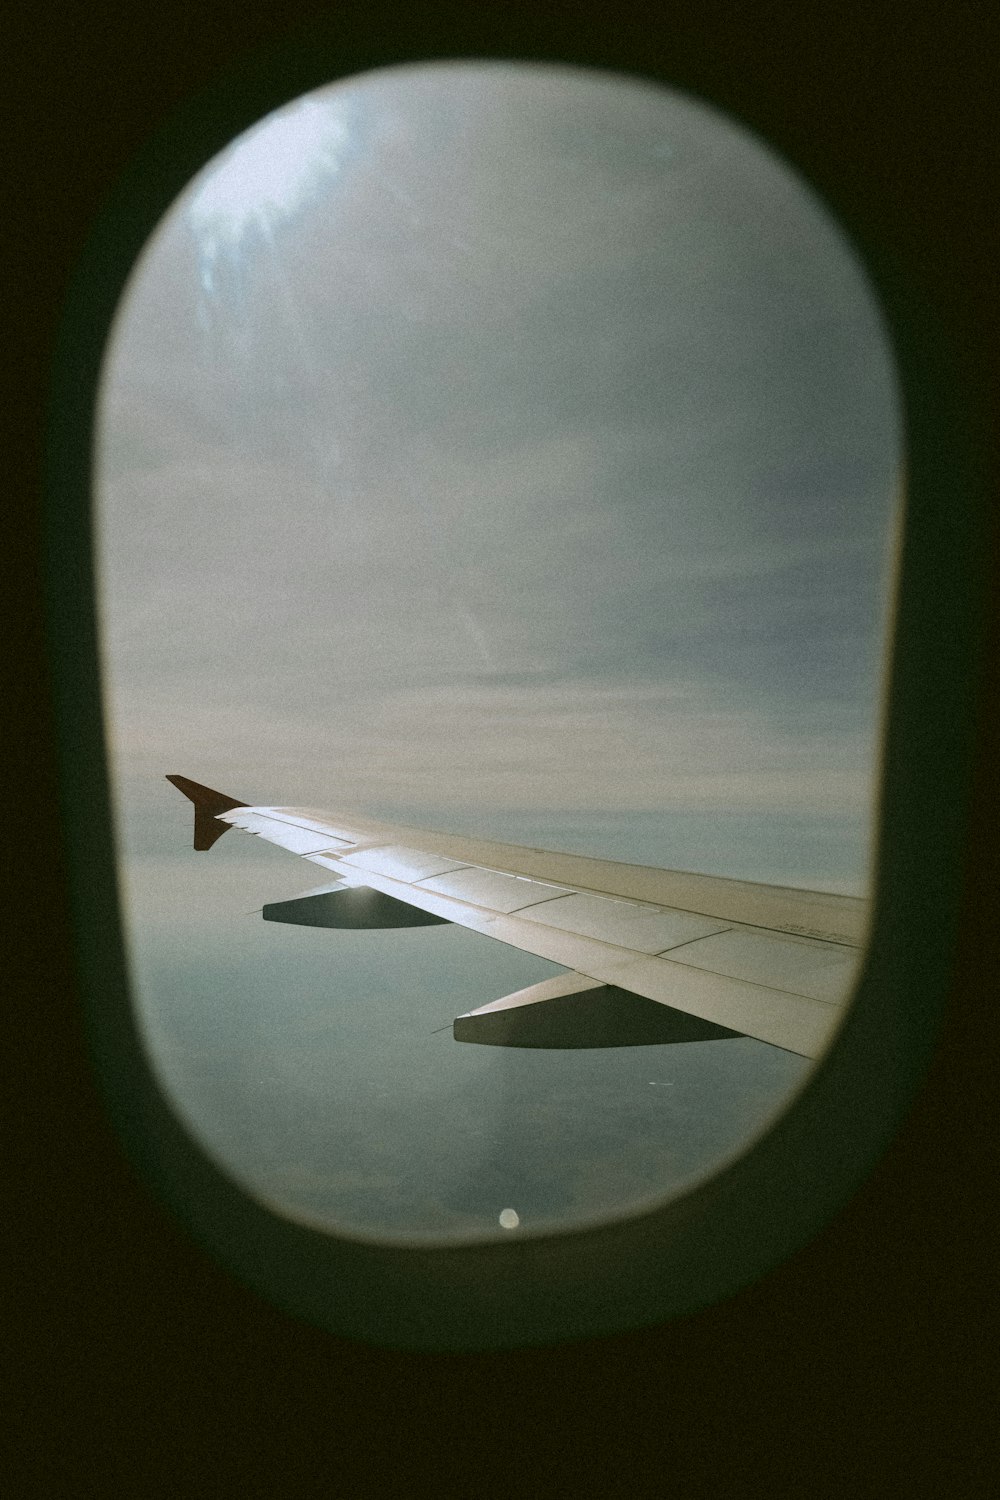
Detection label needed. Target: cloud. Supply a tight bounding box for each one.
[97,61,898,894]
[108,667,876,836]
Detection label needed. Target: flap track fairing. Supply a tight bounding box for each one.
[453,972,744,1049]
[262,884,451,929]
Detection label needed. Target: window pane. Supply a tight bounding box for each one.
[96,62,900,1241]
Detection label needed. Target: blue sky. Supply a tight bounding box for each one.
[96,62,900,1241]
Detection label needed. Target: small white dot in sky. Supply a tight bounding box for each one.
[498,1208,520,1230]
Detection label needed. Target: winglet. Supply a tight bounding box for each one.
[166,775,249,851]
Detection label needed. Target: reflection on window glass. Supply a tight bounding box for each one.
[96,62,900,1242]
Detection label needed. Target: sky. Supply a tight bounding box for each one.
[95,61,900,1243]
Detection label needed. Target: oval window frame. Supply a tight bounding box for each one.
[43,38,986,1351]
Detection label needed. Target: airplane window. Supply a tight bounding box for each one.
[95,61,900,1244]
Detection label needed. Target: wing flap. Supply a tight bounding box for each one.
[514,891,730,952]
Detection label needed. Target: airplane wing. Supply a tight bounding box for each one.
[166,775,867,1059]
